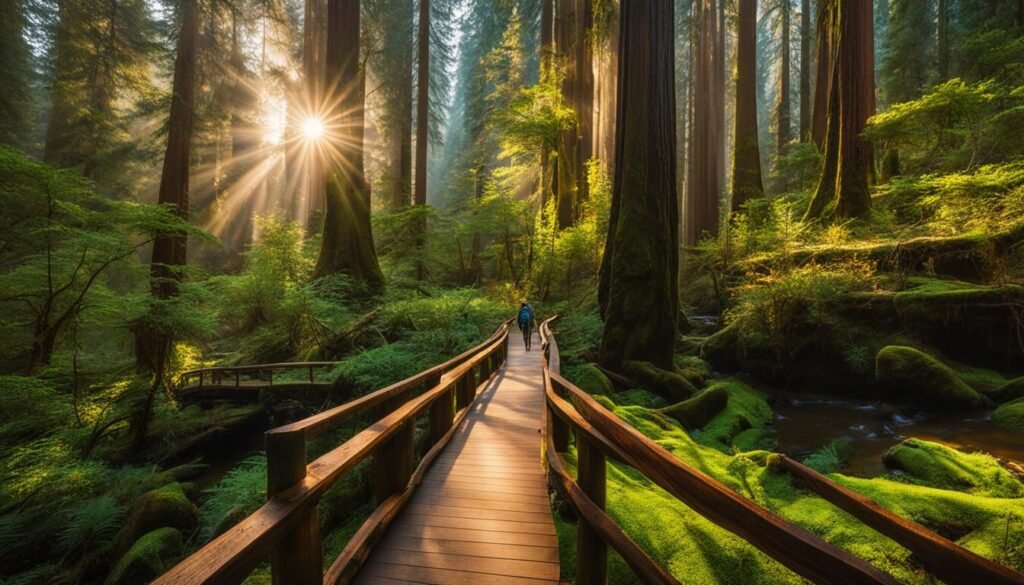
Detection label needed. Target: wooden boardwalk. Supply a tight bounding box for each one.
[354,330,559,585]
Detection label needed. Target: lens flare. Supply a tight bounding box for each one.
[302,117,326,141]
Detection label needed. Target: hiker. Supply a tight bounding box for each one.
[517,301,535,351]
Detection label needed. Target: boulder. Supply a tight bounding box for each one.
[113,483,197,557]
[994,377,1024,404]
[882,438,1024,497]
[994,398,1024,432]
[622,361,697,402]
[104,528,183,585]
[659,386,729,430]
[875,346,983,409]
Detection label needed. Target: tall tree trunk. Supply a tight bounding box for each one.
[806,0,874,219]
[732,0,765,211]
[685,0,721,245]
[799,0,811,141]
[811,0,833,148]
[555,0,578,228]
[395,4,415,209]
[304,0,326,227]
[576,0,594,202]
[540,0,554,211]
[937,0,949,80]
[135,0,198,371]
[778,0,792,152]
[414,0,429,207]
[598,0,678,372]
[313,0,384,289]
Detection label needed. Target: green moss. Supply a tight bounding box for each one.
[882,438,1024,497]
[564,363,615,396]
[994,377,1024,403]
[114,483,197,555]
[622,361,696,401]
[611,388,667,409]
[104,527,183,585]
[803,440,851,474]
[659,386,729,430]
[993,398,1024,431]
[875,345,983,408]
[949,363,1009,395]
[691,378,775,453]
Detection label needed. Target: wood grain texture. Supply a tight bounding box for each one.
[353,330,559,584]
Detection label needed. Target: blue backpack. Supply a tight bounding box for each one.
[517,307,532,326]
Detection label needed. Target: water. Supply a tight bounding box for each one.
[772,393,1024,477]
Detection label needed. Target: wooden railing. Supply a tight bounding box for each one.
[538,317,1024,585]
[179,361,340,389]
[154,321,511,585]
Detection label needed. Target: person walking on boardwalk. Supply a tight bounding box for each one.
[517,301,535,351]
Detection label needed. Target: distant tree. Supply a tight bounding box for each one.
[799,0,812,141]
[43,0,156,181]
[732,0,765,210]
[810,0,833,148]
[598,0,678,371]
[415,0,431,209]
[0,0,34,149]
[777,0,793,152]
[555,0,579,228]
[686,0,723,244]
[312,0,384,289]
[807,0,875,219]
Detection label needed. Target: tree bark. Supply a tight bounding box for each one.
[732,0,765,211]
[807,0,874,220]
[555,0,578,228]
[811,0,833,149]
[414,0,429,207]
[541,0,554,211]
[685,0,722,245]
[576,0,594,203]
[313,0,384,289]
[304,0,326,226]
[395,4,415,209]
[598,0,678,371]
[799,0,811,141]
[778,0,792,152]
[135,0,198,373]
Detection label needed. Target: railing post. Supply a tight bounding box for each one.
[550,378,571,452]
[373,394,414,504]
[429,377,454,446]
[198,371,203,387]
[266,430,322,585]
[309,365,314,383]
[576,434,608,585]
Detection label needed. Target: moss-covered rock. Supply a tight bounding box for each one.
[994,377,1024,404]
[700,323,740,371]
[691,378,775,453]
[104,528,183,585]
[113,483,197,556]
[610,388,668,409]
[882,438,1024,497]
[621,361,696,401]
[659,387,729,430]
[875,346,983,409]
[566,363,615,396]
[993,398,1024,431]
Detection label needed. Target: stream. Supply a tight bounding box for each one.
[772,394,1024,477]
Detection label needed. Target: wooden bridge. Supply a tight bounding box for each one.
[155,317,1024,585]
[176,362,338,402]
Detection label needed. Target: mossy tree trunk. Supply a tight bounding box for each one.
[810,0,833,149]
[685,0,723,245]
[731,0,765,212]
[598,0,678,372]
[806,0,874,220]
[313,0,384,290]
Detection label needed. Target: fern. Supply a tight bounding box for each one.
[57,496,122,558]
[198,455,267,542]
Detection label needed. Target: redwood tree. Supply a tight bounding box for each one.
[732,0,765,211]
[414,0,429,208]
[811,0,833,148]
[685,0,722,244]
[598,0,678,372]
[806,0,874,219]
[555,0,578,228]
[799,0,811,141]
[313,0,384,288]
[777,0,792,152]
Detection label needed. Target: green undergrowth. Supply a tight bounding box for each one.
[553,386,1024,583]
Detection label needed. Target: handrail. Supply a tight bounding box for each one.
[539,318,896,585]
[155,321,511,585]
[540,318,1024,585]
[179,362,340,389]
